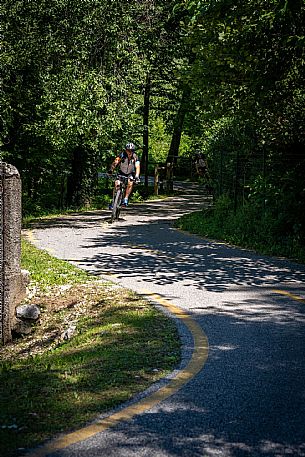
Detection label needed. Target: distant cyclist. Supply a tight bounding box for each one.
[108,142,141,208]
[194,150,208,177]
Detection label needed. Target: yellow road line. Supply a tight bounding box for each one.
[125,243,183,262]
[273,289,305,304]
[27,292,208,457]
[126,242,161,255]
[23,229,36,243]
[23,230,55,255]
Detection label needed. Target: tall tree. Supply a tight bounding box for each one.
[2,0,147,208]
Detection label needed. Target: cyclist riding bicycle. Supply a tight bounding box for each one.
[194,150,208,177]
[108,142,141,208]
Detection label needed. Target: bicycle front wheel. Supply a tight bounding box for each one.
[111,189,121,222]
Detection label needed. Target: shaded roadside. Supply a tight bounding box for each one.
[25,181,305,457]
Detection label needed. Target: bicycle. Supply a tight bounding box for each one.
[109,174,136,223]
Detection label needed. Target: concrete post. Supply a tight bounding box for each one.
[0,163,27,344]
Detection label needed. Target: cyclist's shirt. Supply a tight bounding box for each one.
[118,152,140,176]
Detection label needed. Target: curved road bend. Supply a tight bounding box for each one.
[27,182,305,457]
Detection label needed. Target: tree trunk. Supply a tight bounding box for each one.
[166,85,191,165]
[66,145,96,208]
[142,73,151,191]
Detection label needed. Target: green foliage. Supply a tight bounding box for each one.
[2,0,305,244]
[181,0,305,242]
[175,196,305,263]
[149,116,172,165]
[1,0,149,208]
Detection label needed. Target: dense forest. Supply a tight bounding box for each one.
[1,0,305,249]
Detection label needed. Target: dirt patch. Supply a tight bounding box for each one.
[0,281,125,361]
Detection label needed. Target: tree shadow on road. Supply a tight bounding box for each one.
[74,216,305,295]
[25,193,305,457]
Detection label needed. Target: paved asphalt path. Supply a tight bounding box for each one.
[27,182,305,457]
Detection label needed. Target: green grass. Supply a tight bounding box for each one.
[21,239,92,289]
[0,240,181,457]
[174,199,305,264]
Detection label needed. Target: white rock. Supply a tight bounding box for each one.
[16,304,40,320]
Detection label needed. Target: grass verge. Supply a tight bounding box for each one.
[174,201,305,264]
[0,240,180,457]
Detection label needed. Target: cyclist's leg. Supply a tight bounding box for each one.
[114,179,121,192]
[126,174,135,198]
[125,180,133,199]
[121,179,133,206]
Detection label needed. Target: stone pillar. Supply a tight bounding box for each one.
[0,163,27,344]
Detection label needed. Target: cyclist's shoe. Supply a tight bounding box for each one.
[108,203,113,210]
[121,198,128,207]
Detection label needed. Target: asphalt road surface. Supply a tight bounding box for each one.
[27,182,305,457]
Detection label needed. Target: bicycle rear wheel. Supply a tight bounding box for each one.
[111,189,121,222]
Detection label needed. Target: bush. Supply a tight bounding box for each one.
[175,196,305,263]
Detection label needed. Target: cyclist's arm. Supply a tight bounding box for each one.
[135,160,140,178]
[110,156,121,173]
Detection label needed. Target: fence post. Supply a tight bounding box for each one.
[154,165,159,196]
[233,150,239,214]
[166,162,173,194]
[0,163,28,344]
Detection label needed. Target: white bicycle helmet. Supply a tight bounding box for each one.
[125,142,135,151]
